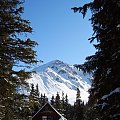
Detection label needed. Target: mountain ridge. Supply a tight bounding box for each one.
[28,60,91,104]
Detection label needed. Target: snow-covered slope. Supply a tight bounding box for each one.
[28,60,91,104]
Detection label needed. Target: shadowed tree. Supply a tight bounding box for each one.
[72,0,120,119]
[29,84,41,116]
[73,88,84,120]
[50,95,55,106]
[55,92,61,111]
[0,0,38,119]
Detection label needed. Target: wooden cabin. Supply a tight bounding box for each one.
[32,102,67,120]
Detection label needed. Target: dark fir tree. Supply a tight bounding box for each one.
[73,88,84,120]
[72,0,120,119]
[35,84,41,109]
[17,94,32,119]
[40,93,43,105]
[40,93,48,106]
[29,84,41,115]
[64,94,69,118]
[61,92,65,112]
[50,95,55,106]
[64,94,74,120]
[0,0,38,119]
[54,92,62,113]
[65,94,69,105]
[61,92,69,118]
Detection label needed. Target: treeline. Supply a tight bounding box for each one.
[29,84,85,120]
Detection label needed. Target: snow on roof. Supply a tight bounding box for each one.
[48,103,67,120]
[32,102,47,118]
[32,102,67,120]
[59,116,67,120]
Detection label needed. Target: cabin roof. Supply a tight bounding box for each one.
[32,102,67,120]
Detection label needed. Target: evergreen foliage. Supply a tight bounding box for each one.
[64,94,74,120]
[29,84,41,116]
[54,92,62,114]
[0,0,38,119]
[72,0,120,119]
[53,92,73,120]
[31,90,85,120]
[50,95,55,106]
[61,92,65,110]
[73,88,84,120]
[40,93,48,106]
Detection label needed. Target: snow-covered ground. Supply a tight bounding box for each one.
[27,60,91,104]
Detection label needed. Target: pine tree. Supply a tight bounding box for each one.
[65,94,69,105]
[76,88,81,102]
[73,88,84,120]
[17,94,32,120]
[29,84,35,115]
[35,84,40,98]
[72,0,120,119]
[34,84,41,110]
[61,92,65,110]
[63,94,74,120]
[54,92,62,113]
[64,94,70,119]
[0,0,38,119]
[40,93,48,106]
[29,84,41,115]
[50,95,55,106]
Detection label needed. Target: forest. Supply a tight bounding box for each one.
[0,0,120,120]
[30,84,84,120]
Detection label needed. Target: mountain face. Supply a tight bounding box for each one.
[28,60,91,104]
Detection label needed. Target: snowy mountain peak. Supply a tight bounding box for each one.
[33,60,67,72]
[28,60,91,104]
[50,59,64,65]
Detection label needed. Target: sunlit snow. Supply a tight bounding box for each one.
[27,60,91,104]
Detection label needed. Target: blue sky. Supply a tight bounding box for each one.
[23,0,95,66]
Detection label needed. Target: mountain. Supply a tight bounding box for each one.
[27,60,91,104]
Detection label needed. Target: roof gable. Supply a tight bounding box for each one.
[32,102,67,120]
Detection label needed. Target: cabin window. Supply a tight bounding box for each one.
[42,116,53,120]
[48,116,53,120]
[42,116,47,120]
